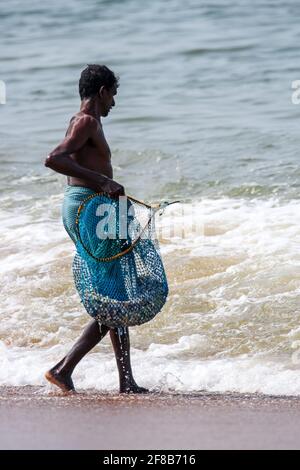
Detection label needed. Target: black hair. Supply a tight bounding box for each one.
[79,64,119,100]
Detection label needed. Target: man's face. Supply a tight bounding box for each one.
[100,85,117,117]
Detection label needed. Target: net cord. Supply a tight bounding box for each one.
[75,193,179,263]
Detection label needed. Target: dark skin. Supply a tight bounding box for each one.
[44,84,148,394]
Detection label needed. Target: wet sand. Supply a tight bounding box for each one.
[1,386,300,450]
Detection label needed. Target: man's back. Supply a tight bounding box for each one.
[65,112,113,187]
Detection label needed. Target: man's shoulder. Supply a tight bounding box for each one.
[65,112,101,141]
[72,112,99,131]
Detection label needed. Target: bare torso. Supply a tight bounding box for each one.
[66,112,113,187]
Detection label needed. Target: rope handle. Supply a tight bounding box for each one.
[75,193,180,263]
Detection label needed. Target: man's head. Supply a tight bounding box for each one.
[79,64,119,116]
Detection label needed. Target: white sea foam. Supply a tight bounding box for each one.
[1,339,300,396]
[1,195,300,395]
[2,0,300,397]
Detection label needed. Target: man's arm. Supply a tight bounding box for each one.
[45,115,124,196]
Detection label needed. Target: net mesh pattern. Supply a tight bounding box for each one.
[62,187,168,328]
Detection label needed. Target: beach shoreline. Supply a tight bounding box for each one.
[1,386,300,450]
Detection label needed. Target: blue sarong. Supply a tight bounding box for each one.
[62,185,95,245]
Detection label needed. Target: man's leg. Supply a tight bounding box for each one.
[109,327,149,394]
[46,321,148,394]
[45,319,109,392]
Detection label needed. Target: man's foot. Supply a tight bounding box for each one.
[45,369,75,393]
[120,382,149,394]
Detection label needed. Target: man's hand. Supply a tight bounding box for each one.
[100,179,125,198]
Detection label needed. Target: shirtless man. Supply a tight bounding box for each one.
[44,64,147,394]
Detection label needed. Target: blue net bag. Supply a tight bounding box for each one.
[72,192,169,327]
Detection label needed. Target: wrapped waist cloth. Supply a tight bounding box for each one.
[62,185,96,245]
[62,185,168,328]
